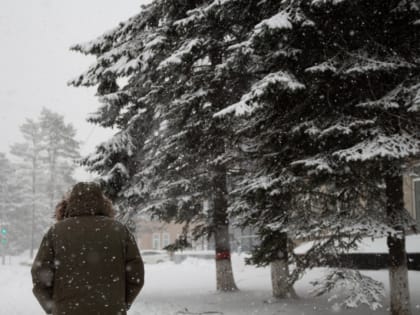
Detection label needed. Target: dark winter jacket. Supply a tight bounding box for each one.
[31,216,144,315]
[31,183,144,315]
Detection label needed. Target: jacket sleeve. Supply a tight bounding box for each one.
[124,227,144,309]
[31,228,55,314]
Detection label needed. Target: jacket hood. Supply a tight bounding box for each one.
[66,182,108,217]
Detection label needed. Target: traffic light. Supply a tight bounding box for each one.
[1,227,7,245]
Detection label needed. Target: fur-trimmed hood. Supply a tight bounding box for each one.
[64,182,113,218]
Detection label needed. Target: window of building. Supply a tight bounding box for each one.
[414,178,420,228]
[152,233,160,250]
[162,232,170,248]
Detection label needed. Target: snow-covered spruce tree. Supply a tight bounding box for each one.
[69,0,272,291]
[227,168,306,299]
[10,119,47,258]
[0,154,32,257]
[0,153,14,263]
[215,0,420,312]
[40,108,80,211]
[69,4,169,234]
[10,111,81,257]
[68,0,173,218]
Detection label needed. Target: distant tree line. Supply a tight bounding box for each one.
[0,108,80,259]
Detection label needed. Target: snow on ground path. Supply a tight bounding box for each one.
[0,261,41,315]
[0,254,419,315]
[130,255,420,315]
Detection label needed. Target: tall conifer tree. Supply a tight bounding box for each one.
[70,0,248,291]
[70,0,420,306]
[10,119,46,258]
[40,108,80,210]
[216,0,420,313]
[11,110,80,257]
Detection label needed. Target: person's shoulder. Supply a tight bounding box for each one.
[39,222,62,241]
[48,219,67,237]
[100,217,129,233]
[52,217,74,229]
[107,219,136,240]
[51,217,86,236]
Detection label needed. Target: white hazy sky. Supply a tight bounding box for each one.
[0,0,149,179]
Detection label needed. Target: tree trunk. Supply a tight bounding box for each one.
[271,232,296,299]
[30,158,37,259]
[385,173,411,315]
[215,223,237,291]
[271,260,289,297]
[1,247,5,265]
[49,154,56,212]
[212,167,238,292]
[30,199,35,259]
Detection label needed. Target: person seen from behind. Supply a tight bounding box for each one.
[31,182,144,315]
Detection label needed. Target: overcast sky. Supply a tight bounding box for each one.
[0,0,149,179]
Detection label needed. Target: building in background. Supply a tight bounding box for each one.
[136,162,420,252]
[135,216,256,252]
[136,218,183,250]
[404,163,420,229]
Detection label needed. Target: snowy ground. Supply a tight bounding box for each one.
[1,253,419,315]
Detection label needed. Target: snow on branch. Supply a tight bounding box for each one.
[311,0,349,7]
[252,7,316,40]
[108,54,140,75]
[356,82,420,111]
[233,173,297,195]
[102,162,129,182]
[405,83,420,112]
[69,5,159,86]
[94,131,136,161]
[70,3,154,55]
[319,124,352,137]
[69,43,143,86]
[214,71,305,117]
[357,100,400,110]
[88,104,122,127]
[123,180,145,199]
[202,0,236,11]
[174,0,245,28]
[310,269,385,310]
[254,11,292,33]
[291,157,334,174]
[174,9,205,27]
[70,26,121,56]
[172,88,208,107]
[305,61,337,74]
[144,35,167,50]
[158,39,201,70]
[333,134,420,162]
[311,119,375,139]
[343,57,414,76]
[409,89,420,112]
[227,39,253,52]
[291,120,316,135]
[138,34,168,71]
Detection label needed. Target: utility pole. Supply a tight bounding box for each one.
[0,177,7,265]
